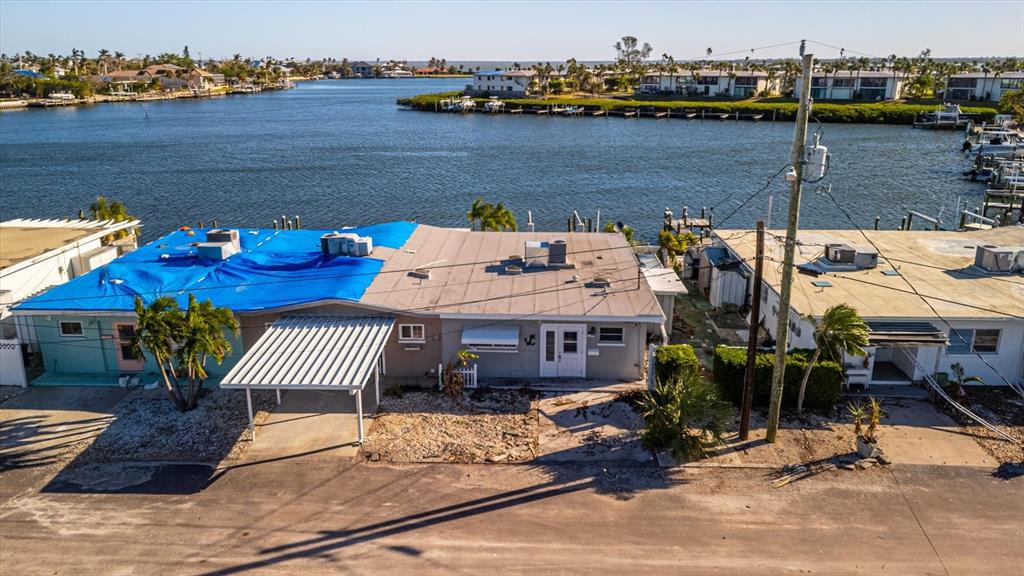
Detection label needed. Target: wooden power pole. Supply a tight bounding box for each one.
[766,48,814,444]
[739,220,765,441]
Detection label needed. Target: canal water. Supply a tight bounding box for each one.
[1,78,978,242]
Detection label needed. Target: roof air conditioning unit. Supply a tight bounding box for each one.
[853,250,879,269]
[206,229,240,251]
[825,243,856,264]
[548,239,568,267]
[524,240,548,268]
[320,232,373,257]
[974,244,1019,274]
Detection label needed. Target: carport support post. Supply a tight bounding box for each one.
[245,388,255,441]
[356,389,364,444]
[374,363,380,405]
[276,389,281,405]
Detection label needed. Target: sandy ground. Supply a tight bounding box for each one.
[363,390,538,463]
[948,387,1024,464]
[534,391,652,463]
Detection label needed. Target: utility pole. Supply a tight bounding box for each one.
[766,46,814,443]
[739,220,765,441]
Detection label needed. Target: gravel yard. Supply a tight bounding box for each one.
[362,389,538,463]
[947,387,1024,465]
[74,387,277,464]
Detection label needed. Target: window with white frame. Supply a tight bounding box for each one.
[972,329,1000,353]
[598,326,625,346]
[59,321,84,337]
[398,324,425,343]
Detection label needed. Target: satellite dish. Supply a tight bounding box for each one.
[614,221,624,232]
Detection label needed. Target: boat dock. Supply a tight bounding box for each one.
[413,99,781,123]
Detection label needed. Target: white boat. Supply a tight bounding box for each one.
[47,91,76,101]
[914,103,970,129]
[484,97,504,111]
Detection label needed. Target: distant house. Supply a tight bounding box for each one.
[470,70,538,96]
[945,72,1024,102]
[350,61,374,77]
[0,218,138,385]
[639,69,781,98]
[14,69,46,80]
[793,71,905,100]
[415,67,445,75]
[708,228,1024,387]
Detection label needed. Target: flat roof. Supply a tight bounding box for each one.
[0,219,135,270]
[16,222,417,313]
[360,225,663,322]
[716,227,1024,320]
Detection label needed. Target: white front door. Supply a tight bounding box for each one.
[539,324,586,378]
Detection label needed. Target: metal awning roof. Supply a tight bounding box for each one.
[221,315,394,390]
[462,325,520,347]
[867,321,948,347]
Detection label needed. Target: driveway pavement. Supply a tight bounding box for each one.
[1,460,1020,575]
[241,390,375,463]
[0,386,126,471]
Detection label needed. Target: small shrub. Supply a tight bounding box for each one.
[712,345,842,412]
[638,368,733,461]
[655,344,700,383]
[441,349,478,397]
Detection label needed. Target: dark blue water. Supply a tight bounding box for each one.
[1,79,975,242]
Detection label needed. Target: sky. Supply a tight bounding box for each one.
[1,0,1022,62]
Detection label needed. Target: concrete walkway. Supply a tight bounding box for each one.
[878,399,998,467]
[0,386,126,471]
[241,390,375,463]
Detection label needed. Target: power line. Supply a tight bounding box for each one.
[713,164,791,229]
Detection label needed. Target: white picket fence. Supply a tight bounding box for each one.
[0,339,27,387]
[438,363,478,390]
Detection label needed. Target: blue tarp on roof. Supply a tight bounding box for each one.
[16,221,417,313]
[14,69,46,79]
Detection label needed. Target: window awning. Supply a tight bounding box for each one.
[462,325,520,347]
[866,321,948,347]
[221,315,394,390]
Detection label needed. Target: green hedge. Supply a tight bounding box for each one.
[655,344,700,383]
[712,345,842,412]
[397,92,998,125]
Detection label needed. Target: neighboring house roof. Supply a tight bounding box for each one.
[949,71,1024,79]
[143,64,184,75]
[715,227,1024,320]
[105,70,147,80]
[15,223,664,324]
[645,69,771,78]
[476,70,537,78]
[0,219,138,271]
[350,61,372,68]
[806,71,903,79]
[14,69,45,79]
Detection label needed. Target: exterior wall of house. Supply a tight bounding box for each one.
[471,74,533,96]
[440,319,647,381]
[945,75,1024,102]
[795,74,904,100]
[29,313,242,382]
[938,318,1024,385]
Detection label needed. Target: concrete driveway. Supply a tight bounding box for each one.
[240,390,375,463]
[0,386,126,472]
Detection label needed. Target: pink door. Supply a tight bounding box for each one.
[113,323,145,371]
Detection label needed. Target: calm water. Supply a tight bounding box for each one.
[1,79,976,242]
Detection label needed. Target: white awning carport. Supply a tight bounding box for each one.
[221,314,395,443]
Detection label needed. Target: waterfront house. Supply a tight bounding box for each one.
[0,218,139,385]
[793,71,905,100]
[944,72,1024,102]
[638,69,781,98]
[470,70,538,97]
[706,228,1024,387]
[13,223,670,389]
[350,61,374,77]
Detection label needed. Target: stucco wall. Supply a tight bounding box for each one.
[440,319,647,381]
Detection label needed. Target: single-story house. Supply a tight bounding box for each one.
[469,70,538,97]
[709,227,1024,387]
[0,218,139,385]
[793,70,907,101]
[13,222,670,391]
[639,69,782,98]
[945,72,1024,102]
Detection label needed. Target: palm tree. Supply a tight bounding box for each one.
[466,197,489,231]
[483,202,517,231]
[132,294,239,411]
[946,362,983,400]
[797,303,870,414]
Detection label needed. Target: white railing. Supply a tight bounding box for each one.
[438,363,478,390]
